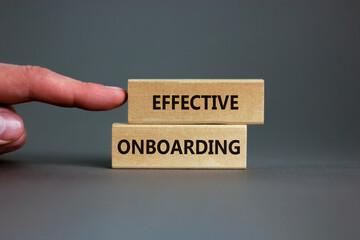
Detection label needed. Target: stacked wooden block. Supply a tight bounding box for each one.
[112,80,264,169]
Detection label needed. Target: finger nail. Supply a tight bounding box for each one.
[0,113,23,144]
[105,86,126,92]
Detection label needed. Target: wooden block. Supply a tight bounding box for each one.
[128,79,264,124]
[112,124,247,169]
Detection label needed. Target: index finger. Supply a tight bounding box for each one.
[0,63,127,110]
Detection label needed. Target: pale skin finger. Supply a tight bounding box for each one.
[0,63,127,110]
[0,106,26,154]
[0,63,127,154]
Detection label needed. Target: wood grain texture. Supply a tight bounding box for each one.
[112,124,247,169]
[128,79,264,124]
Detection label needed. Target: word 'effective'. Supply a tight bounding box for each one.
[153,95,239,110]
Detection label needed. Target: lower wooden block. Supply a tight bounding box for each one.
[112,124,247,169]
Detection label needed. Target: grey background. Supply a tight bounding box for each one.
[0,0,360,239]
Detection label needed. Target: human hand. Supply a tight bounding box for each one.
[0,63,127,154]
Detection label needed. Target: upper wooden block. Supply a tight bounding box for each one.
[128,79,264,124]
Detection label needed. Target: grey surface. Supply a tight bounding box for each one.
[1,153,360,240]
[0,1,360,239]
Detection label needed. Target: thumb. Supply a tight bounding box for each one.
[0,106,27,154]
